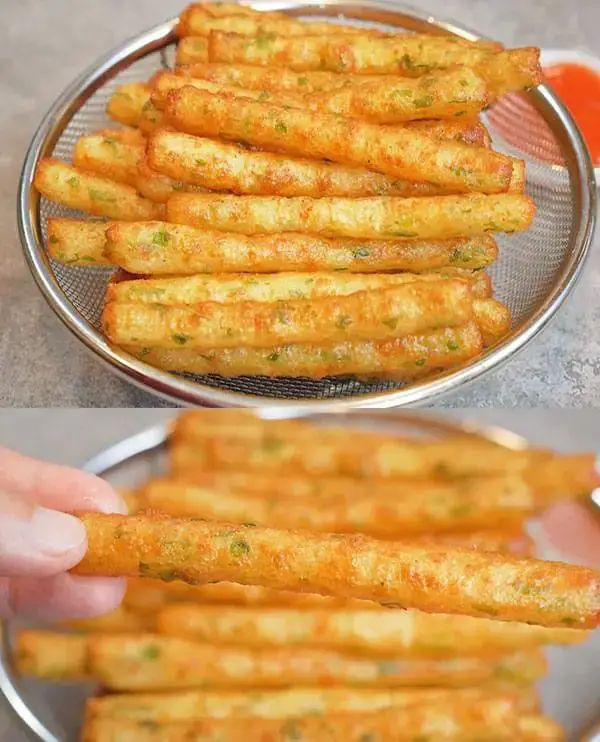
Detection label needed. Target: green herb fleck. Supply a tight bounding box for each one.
[49,235,59,244]
[561,616,578,626]
[152,229,169,246]
[336,315,352,330]
[141,644,161,660]
[413,95,434,108]
[274,121,288,134]
[67,176,79,188]
[382,316,398,329]
[281,720,303,741]
[352,247,370,258]
[450,166,470,178]
[139,561,153,576]
[172,333,191,345]
[195,158,207,167]
[230,539,251,558]
[377,660,400,675]
[88,188,116,203]
[297,76,309,86]
[389,230,418,238]
[103,136,118,148]
[266,351,280,362]
[447,340,460,351]
[258,90,271,101]
[138,347,152,358]
[415,358,426,367]
[472,602,499,616]
[255,31,276,50]
[451,503,473,517]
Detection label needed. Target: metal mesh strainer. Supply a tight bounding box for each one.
[17,1,597,408]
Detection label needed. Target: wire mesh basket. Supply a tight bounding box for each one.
[17,1,597,407]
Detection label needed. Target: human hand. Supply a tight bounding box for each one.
[0,446,127,620]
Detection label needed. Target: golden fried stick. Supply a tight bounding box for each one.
[73,134,144,187]
[478,48,543,97]
[154,67,487,124]
[47,218,111,266]
[103,279,474,349]
[171,427,599,496]
[73,514,600,627]
[81,698,519,741]
[107,83,152,127]
[140,472,540,536]
[126,322,483,379]
[166,193,534,239]
[518,714,565,741]
[147,130,453,198]
[176,37,210,65]
[311,67,488,123]
[164,89,515,193]
[85,687,536,726]
[475,297,511,345]
[134,158,208,204]
[156,604,586,657]
[180,3,284,21]
[83,632,546,690]
[34,160,163,221]
[207,32,501,73]
[179,9,366,38]
[106,270,486,305]
[15,631,89,680]
[105,221,498,274]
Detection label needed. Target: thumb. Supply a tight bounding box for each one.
[0,492,87,577]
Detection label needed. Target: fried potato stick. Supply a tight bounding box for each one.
[311,67,489,123]
[47,217,110,266]
[156,604,586,657]
[106,270,485,305]
[474,297,511,345]
[86,633,545,690]
[478,48,543,97]
[73,134,144,186]
[138,101,165,134]
[207,32,501,73]
[105,221,498,274]
[134,158,208,204]
[147,130,453,198]
[85,686,516,723]
[73,514,600,627]
[34,160,163,220]
[180,9,366,38]
[180,3,282,21]
[15,631,89,680]
[166,192,533,239]
[103,279,474,349]
[125,322,482,379]
[164,88,515,192]
[107,83,151,127]
[176,37,210,65]
[81,699,519,741]
[518,714,565,741]
[140,471,540,536]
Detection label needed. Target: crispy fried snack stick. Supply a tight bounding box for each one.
[34,160,163,221]
[126,322,482,379]
[81,698,519,741]
[106,270,486,305]
[73,514,600,627]
[207,32,501,73]
[105,221,497,274]
[166,193,533,239]
[47,218,111,266]
[73,134,144,186]
[84,687,519,723]
[164,88,515,192]
[140,471,542,536]
[176,37,210,65]
[102,279,474,349]
[107,83,151,127]
[156,604,587,656]
[147,130,453,198]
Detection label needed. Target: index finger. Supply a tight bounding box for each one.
[0,447,126,515]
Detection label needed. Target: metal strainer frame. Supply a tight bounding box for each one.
[17,0,597,408]
[0,410,530,742]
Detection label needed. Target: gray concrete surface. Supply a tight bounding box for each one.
[1,0,599,406]
[0,410,599,741]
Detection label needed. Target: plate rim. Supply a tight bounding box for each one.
[17,0,598,408]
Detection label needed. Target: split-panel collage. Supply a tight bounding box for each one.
[1,1,598,740]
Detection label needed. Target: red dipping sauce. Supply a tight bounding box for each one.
[544,62,600,165]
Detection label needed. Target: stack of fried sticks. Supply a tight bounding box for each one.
[16,412,600,741]
[34,3,543,383]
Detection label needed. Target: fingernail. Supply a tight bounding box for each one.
[27,507,86,556]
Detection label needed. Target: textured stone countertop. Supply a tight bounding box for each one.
[0,409,599,741]
[1,0,599,407]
